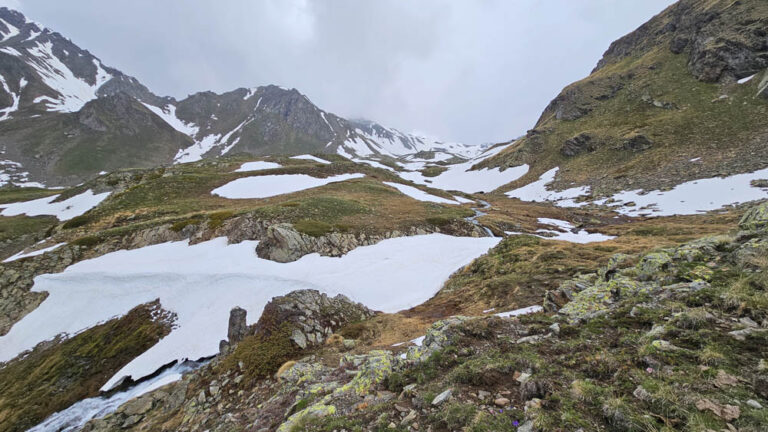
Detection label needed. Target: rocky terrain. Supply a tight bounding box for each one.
[63,201,768,432]
[0,1,766,431]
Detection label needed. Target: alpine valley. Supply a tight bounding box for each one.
[1,1,768,431]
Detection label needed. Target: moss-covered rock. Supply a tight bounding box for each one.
[739,201,768,231]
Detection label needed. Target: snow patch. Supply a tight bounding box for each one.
[142,103,199,136]
[495,305,543,318]
[0,189,110,221]
[383,181,457,204]
[505,168,591,207]
[3,242,66,263]
[290,154,331,164]
[212,173,365,199]
[596,168,768,217]
[235,161,282,172]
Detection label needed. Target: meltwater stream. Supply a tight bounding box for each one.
[28,361,203,432]
[466,199,495,237]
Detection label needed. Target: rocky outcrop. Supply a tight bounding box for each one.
[252,289,376,349]
[255,222,484,263]
[560,133,597,157]
[595,0,768,83]
[739,200,768,231]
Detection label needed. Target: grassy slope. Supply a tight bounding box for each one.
[481,0,768,195]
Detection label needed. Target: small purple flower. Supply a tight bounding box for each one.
[513,420,520,427]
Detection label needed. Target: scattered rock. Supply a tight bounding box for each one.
[713,369,740,388]
[633,386,652,402]
[695,399,740,421]
[431,389,452,406]
[746,399,763,409]
[494,397,510,407]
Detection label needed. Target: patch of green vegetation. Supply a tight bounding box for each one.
[294,219,333,237]
[0,303,170,432]
[70,235,101,247]
[420,166,448,178]
[170,217,201,232]
[0,187,59,205]
[61,214,92,229]
[0,214,57,244]
[207,210,234,229]
[221,322,299,382]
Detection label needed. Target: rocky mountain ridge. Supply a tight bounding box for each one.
[0,7,479,187]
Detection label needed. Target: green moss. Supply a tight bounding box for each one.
[420,166,448,178]
[294,219,333,237]
[207,210,234,229]
[61,214,92,229]
[0,214,57,244]
[222,322,299,382]
[70,235,101,247]
[170,217,200,232]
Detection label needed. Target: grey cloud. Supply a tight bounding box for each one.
[12,0,676,144]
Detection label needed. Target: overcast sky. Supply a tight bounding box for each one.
[5,0,675,144]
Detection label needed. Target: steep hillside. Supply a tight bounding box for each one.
[481,0,768,198]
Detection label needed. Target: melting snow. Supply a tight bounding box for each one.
[505,168,590,207]
[532,218,615,243]
[383,181,457,204]
[235,161,282,172]
[595,167,768,217]
[212,173,364,199]
[22,42,112,112]
[738,74,756,84]
[494,305,544,318]
[290,154,331,164]
[142,103,199,136]
[0,75,26,121]
[0,189,109,221]
[3,242,66,263]
[0,234,500,390]
[174,134,221,164]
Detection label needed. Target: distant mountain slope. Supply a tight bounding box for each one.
[0,7,479,187]
[481,0,768,197]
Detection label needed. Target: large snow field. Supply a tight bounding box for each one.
[0,234,500,391]
[596,167,768,216]
[0,189,110,221]
[506,167,768,216]
[211,173,365,199]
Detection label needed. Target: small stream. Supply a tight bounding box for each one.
[29,360,204,432]
[465,199,495,237]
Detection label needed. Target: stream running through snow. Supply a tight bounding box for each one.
[466,199,495,237]
[28,360,205,432]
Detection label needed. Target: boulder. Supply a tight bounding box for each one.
[739,201,768,231]
[622,134,653,152]
[560,133,597,157]
[252,289,376,349]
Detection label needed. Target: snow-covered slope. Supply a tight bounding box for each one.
[0,235,500,390]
